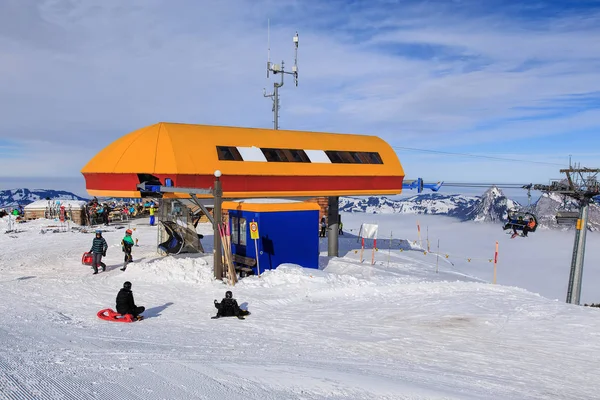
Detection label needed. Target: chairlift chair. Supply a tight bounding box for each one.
[502,210,538,233]
[555,211,579,225]
[554,194,580,225]
[502,184,539,233]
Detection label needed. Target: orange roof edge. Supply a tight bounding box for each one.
[222,200,321,212]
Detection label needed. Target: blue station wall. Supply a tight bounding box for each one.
[228,209,319,273]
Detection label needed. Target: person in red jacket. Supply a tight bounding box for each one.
[522,217,536,237]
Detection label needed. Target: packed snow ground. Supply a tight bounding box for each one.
[1,214,600,399]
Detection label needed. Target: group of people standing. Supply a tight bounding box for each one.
[86,197,157,227]
[0,206,23,218]
[89,229,135,274]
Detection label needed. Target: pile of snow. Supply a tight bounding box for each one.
[124,255,214,285]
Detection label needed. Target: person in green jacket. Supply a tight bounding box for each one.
[120,229,135,271]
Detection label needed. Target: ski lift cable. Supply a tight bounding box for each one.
[442,183,531,188]
[391,146,568,167]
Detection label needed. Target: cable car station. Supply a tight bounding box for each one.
[81,122,408,279]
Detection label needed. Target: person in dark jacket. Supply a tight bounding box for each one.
[212,291,249,320]
[102,204,110,226]
[116,281,145,319]
[319,216,327,237]
[90,230,108,274]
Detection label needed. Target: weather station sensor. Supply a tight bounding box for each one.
[263,20,299,130]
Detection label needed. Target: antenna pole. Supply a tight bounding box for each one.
[263,25,299,130]
[274,67,282,130]
[266,19,271,78]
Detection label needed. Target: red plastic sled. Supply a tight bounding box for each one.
[82,252,93,266]
[97,308,135,323]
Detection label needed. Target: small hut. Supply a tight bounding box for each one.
[223,199,320,275]
[24,200,88,225]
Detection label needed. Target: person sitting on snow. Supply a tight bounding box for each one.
[120,229,134,271]
[90,230,108,274]
[116,281,145,320]
[212,291,249,320]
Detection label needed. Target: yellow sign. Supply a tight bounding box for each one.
[250,221,259,239]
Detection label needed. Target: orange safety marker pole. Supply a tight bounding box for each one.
[436,239,440,274]
[387,231,392,268]
[360,237,365,263]
[371,238,377,265]
[417,220,422,248]
[493,241,499,284]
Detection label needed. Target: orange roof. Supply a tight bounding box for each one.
[81,122,405,198]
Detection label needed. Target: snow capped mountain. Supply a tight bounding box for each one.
[0,188,88,209]
[340,186,515,222]
[340,186,600,230]
[339,193,479,217]
[463,186,520,222]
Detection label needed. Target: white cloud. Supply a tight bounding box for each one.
[0,0,599,180]
[0,140,95,177]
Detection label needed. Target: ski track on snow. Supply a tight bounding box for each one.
[1,216,600,399]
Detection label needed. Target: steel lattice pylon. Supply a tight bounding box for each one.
[534,166,600,305]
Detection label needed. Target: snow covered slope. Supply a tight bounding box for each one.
[1,214,600,399]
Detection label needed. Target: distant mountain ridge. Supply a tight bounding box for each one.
[340,186,600,231]
[2,187,598,231]
[339,187,518,222]
[0,188,88,209]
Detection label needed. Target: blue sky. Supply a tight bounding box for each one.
[0,0,599,197]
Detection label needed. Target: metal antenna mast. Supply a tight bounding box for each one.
[263,20,299,130]
[534,167,600,305]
